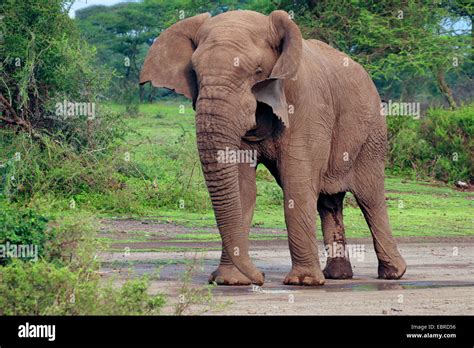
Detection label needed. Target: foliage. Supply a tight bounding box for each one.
[271,0,473,108]
[174,258,219,315]
[96,103,212,214]
[0,203,100,268]
[387,103,473,182]
[0,259,166,315]
[75,0,245,101]
[0,202,52,265]
[0,205,166,315]
[0,120,126,203]
[74,0,473,107]
[0,0,119,149]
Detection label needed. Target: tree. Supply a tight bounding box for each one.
[0,0,112,147]
[260,0,473,108]
[74,0,472,107]
[75,0,246,101]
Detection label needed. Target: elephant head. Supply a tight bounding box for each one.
[140,10,302,285]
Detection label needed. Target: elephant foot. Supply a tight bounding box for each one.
[323,257,353,279]
[283,265,325,286]
[208,264,252,285]
[378,257,407,280]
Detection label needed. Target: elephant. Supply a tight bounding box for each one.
[140,10,407,286]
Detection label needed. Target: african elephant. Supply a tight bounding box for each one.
[140,10,407,286]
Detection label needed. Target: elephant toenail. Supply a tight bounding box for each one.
[215,276,225,284]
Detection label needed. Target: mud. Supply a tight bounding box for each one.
[99,219,474,315]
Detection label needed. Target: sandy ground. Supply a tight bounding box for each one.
[99,219,474,315]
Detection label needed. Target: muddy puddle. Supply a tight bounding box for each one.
[209,280,474,296]
[327,280,474,292]
[101,259,474,296]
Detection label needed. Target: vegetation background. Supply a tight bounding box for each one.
[0,0,472,314]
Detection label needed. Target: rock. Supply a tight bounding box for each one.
[456,181,468,189]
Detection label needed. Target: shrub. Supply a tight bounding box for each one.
[0,203,101,267]
[0,0,116,148]
[387,104,473,183]
[419,105,473,182]
[0,121,125,203]
[44,214,102,269]
[0,259,166,315]
[0,206,166,315]
[0,202,52,265]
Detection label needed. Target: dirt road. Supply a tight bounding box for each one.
[99,219,474,315]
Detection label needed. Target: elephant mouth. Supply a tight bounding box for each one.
[242,102,279,142]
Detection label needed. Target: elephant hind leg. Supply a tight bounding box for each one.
[318,192,353,279]
[351,166,407,279]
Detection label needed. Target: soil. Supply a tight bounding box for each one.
[99,219,474,315]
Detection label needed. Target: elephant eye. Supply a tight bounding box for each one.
[255,67,264,75]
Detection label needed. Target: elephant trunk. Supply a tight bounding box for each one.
[195,93,263,285]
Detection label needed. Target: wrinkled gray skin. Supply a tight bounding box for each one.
[140,10,407,286]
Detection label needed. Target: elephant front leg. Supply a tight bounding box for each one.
[209,250,253,285]
[318,193,353,279]
[208,162,256,285]
[283,181,325,286]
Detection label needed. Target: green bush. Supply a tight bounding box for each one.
[0,259,166,315]
[0,202,52,265]
[419,105,473,182]
[44,214,102,269]
[0,205,166,315]
[0,0,127,206]
[0,203,100,267]
[0,123,125,203]
[1,0,118,148]
[387,104,473,183]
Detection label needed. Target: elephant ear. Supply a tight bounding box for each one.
[252,79,289,128]
[268,10,302,80]
[139,13,210,100]
[253,11,302,128]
